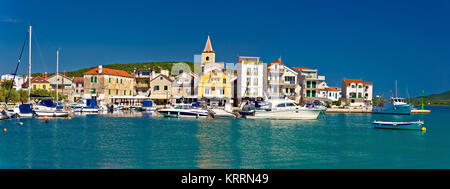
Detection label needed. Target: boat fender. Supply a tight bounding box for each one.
[421,127,426,132]
[3,128,7,132]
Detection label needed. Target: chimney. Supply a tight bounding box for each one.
[44,72,47,79]
[98,65,103,74]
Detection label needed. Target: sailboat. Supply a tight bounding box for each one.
[372,80,413,115]
[34,48,70,117]
[2,25,35,118]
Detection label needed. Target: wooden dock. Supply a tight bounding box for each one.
[208,109,236,118]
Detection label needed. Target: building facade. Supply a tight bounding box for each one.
[72,77,84,102]
[149,73,173,105]
[236,56,264,104]
[294,67,326,104]
[45,73,75,102]
[264,58,301,102]
[1,73,24,90]
[83,65,135,105]
[341,78,373,107]
[197,36,232,106]
[171,71,198,103]
[132,69,152,97]
[22,76,51,91]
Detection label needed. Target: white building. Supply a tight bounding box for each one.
[264,58,301,102]
[236,56,264,103]
[341,78,373,107]
[318,87,341,102]
[1,73,25,90]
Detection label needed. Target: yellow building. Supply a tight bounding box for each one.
[23,76,51,91]
[197,36,232,106]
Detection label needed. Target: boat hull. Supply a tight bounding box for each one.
[245,109,322,120]
[372,104,413,115]
[158,109,209,118]
[72,107,99,112]
[35,111,70,117]
[372,121,424,130]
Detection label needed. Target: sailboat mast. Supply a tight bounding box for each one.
[28,25,32,103]
[56,49,59,102]
[395,80,397,98]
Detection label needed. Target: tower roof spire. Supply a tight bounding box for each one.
[203,35,214,53]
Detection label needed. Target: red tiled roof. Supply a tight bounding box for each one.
[72,77,84,83]
[22,76,49,88]
[325,87,339,91]
[84,67,133,78]
[343,78,372,86]
[292,67,311,70]
[267,58,284,67]
[203,35,214,52]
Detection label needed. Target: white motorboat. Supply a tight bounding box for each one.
[158,102,208,118]
[240,98,323,120]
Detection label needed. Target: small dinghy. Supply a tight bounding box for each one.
[372,120,425,131]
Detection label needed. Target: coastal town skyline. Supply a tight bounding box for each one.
[1,0,449,97]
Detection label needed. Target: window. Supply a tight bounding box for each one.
[206,56,210,61]
[307,81,311,88]
[351,85,356,88]
[365,93,368,97]
[276,103,286,107]
[160,77,163,80]
[108,89,111,95]
[33,85,36,90]
[43,85,46,89]
[358,85,362,88]
[358,93,362,98]
[306,90,311,97]
[285,76,295,84]
[164,85,168,91]
[94,77,97,83]
[91,76,93,83]
[312,90,316,97]
[223,79,226,84]
[154,86,160,91]
[109,78,111,83]
[116,78,118,83]
[120,79,122,84]
[92,88,96,94]
[130,90,132,95]
[286,103,295,107]
[124,90,126,95]
[312,81,316,88]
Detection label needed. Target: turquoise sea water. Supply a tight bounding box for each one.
[0,106,449,169]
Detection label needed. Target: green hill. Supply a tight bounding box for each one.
[407,90,450,106]
[30,61,194,77]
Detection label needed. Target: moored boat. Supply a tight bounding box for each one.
[372,120,425,130]
[71,98,99,112]
[372,97,413,115]
[158,102,208,118]
[34,100,70,117]
[240,98,323,120]
[137,100,156,112]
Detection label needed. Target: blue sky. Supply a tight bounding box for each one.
[0,0,449,97]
